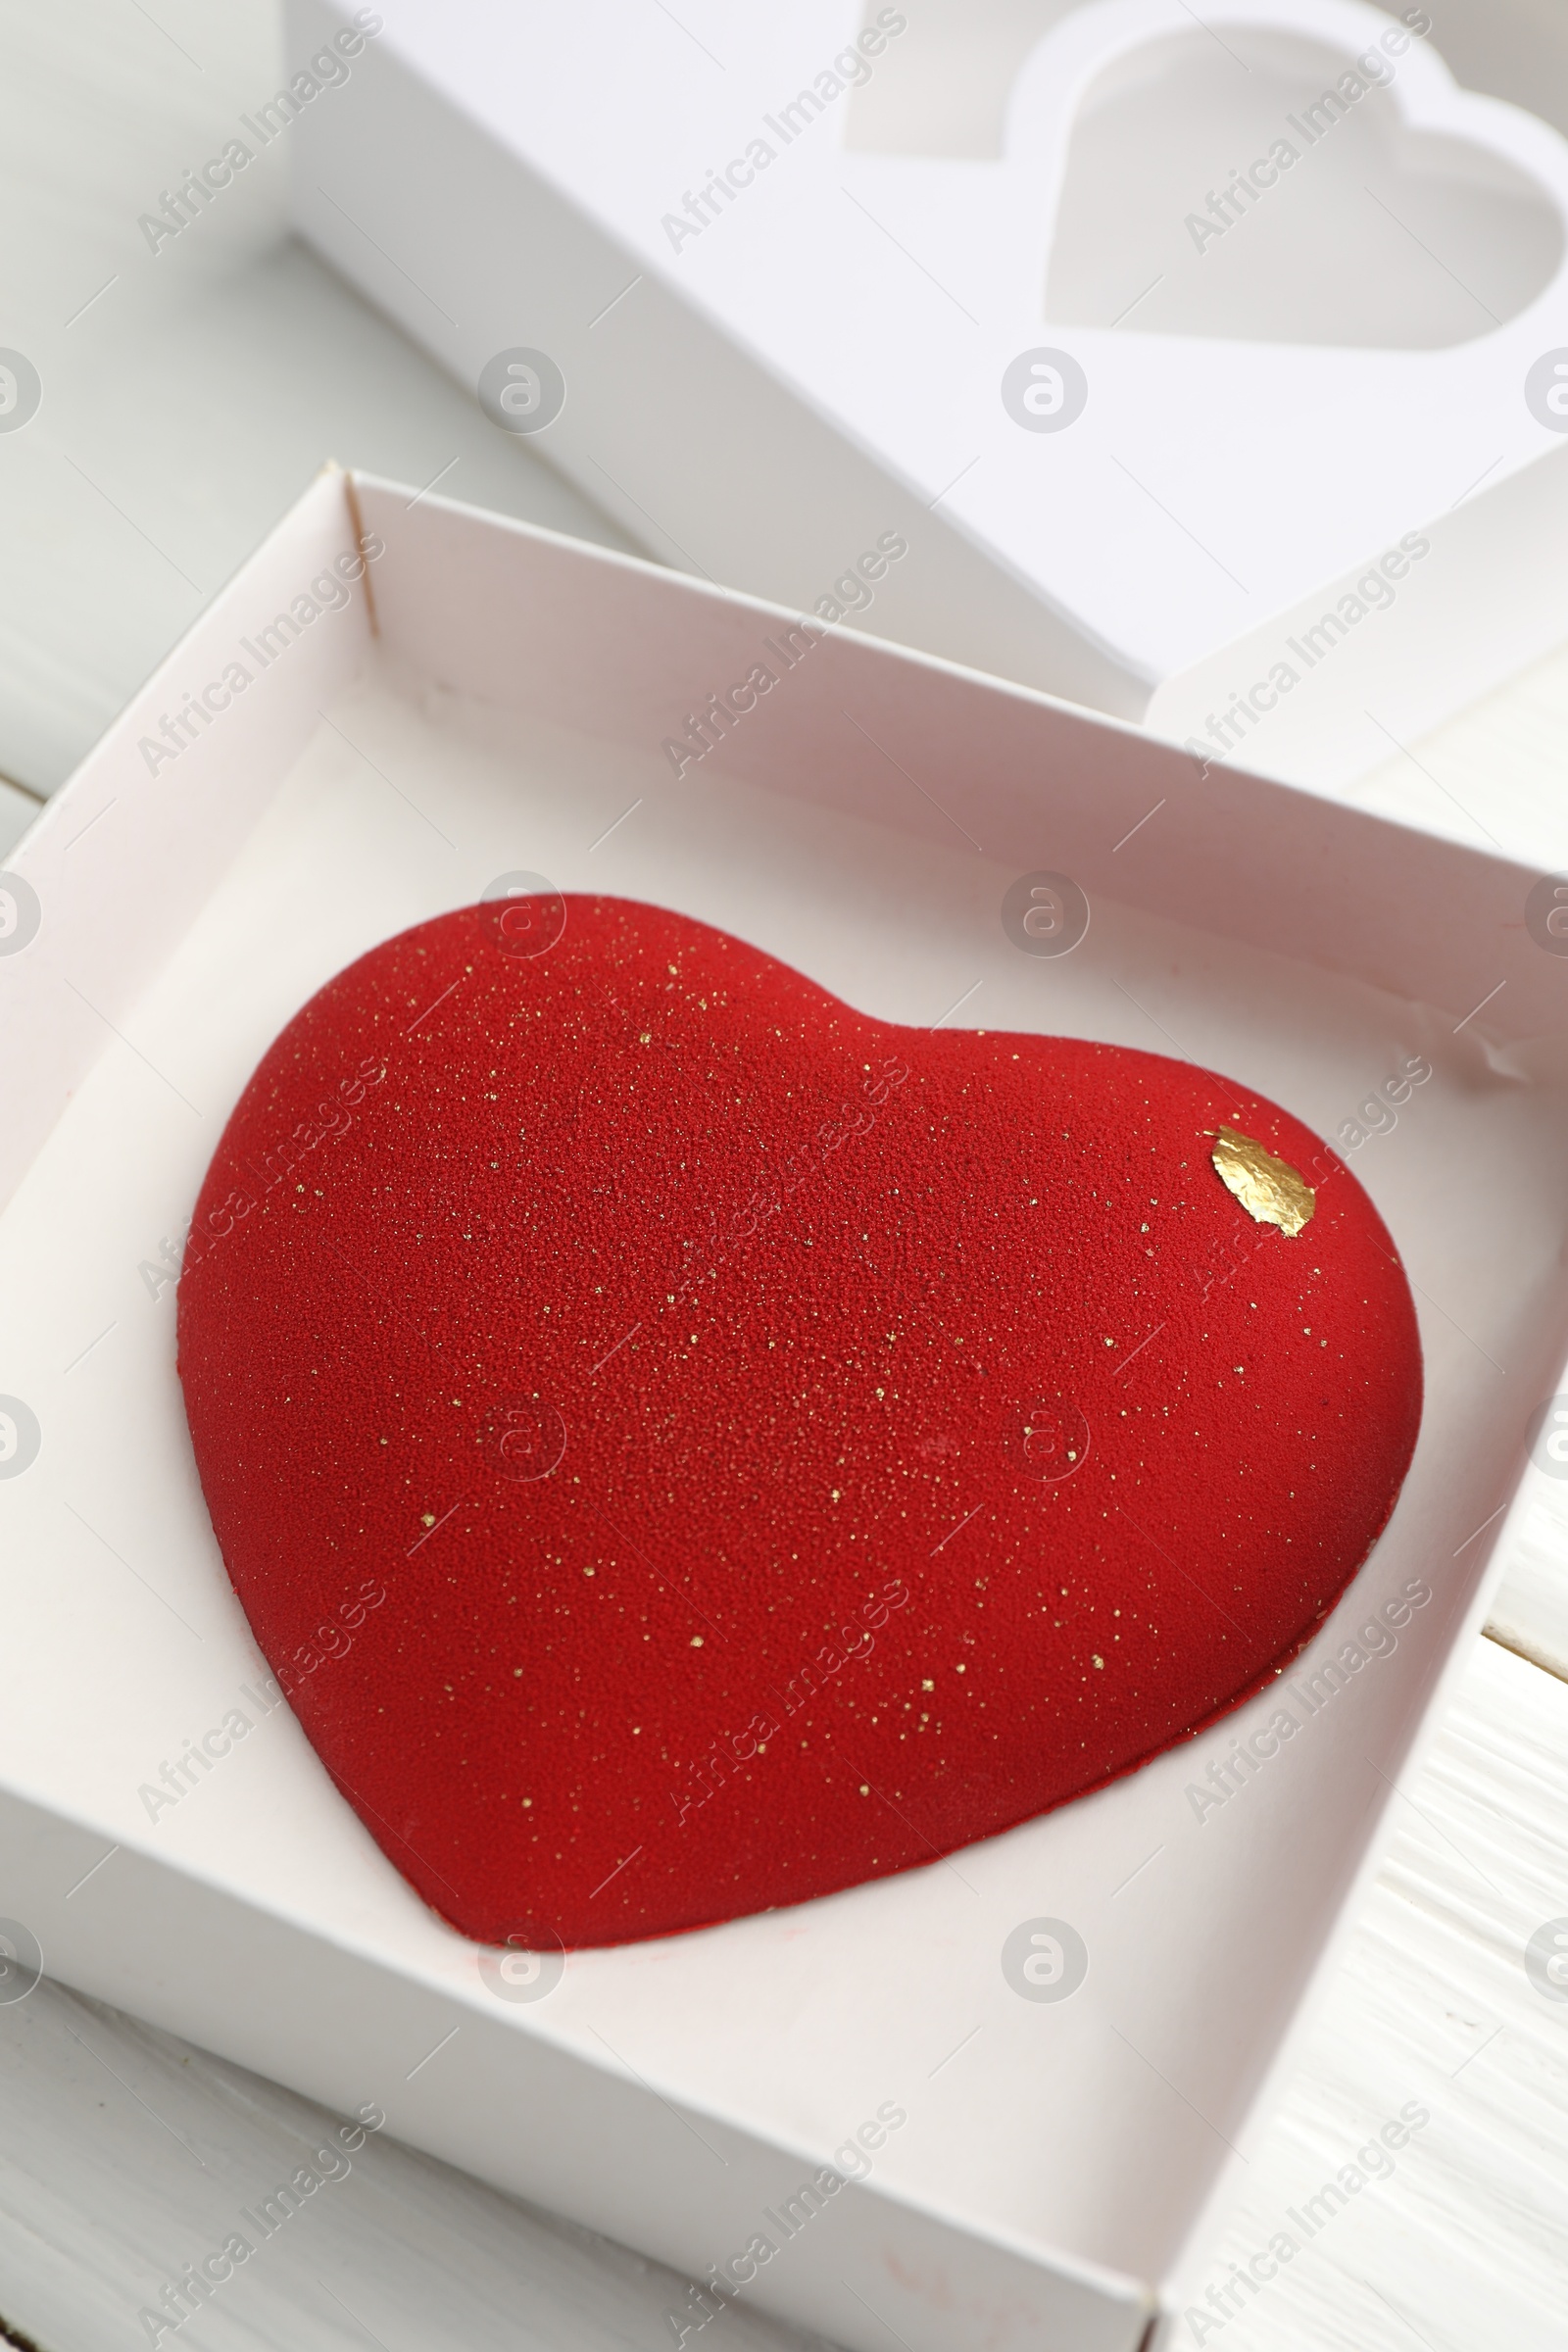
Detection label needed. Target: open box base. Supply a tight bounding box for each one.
[1,471,1564,2351]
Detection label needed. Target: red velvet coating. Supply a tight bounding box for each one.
[176,896,1422,1949]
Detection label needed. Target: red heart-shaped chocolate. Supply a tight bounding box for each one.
[176,896,1421,1948]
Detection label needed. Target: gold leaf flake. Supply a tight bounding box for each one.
[1210,1127,1314,1238]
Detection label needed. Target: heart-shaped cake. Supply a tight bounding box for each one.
[176,895,1421,1949]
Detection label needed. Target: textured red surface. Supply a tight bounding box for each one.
[176,896,1422,1949]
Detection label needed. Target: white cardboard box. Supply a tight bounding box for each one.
[1,468,1565,2351]
[283,0,1568,789]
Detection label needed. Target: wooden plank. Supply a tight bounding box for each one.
[0,2,639,798]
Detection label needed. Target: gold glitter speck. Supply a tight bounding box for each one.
[1210,1127,1314,1238]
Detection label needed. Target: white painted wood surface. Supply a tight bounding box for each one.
[0,0,634,809]
[4,6,1568,2349]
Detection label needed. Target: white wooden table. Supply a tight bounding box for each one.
[3,8,1568,2349]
